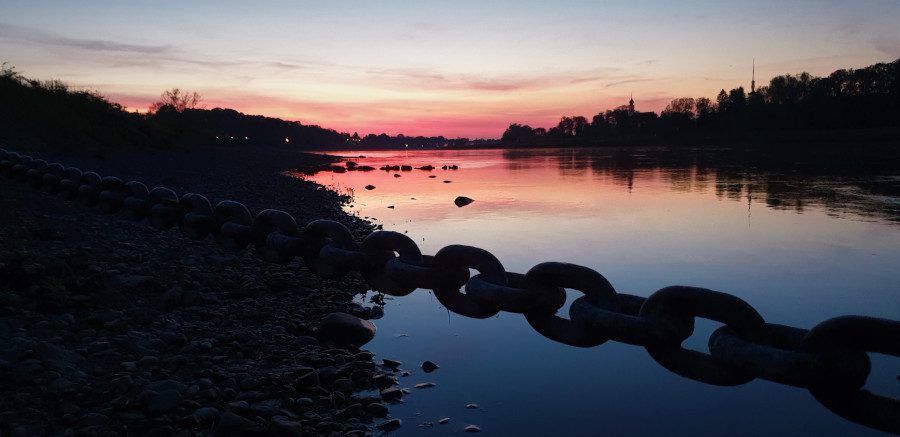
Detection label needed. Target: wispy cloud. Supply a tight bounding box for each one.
[604,78,654,88]
[871,36,900,58]
[360,65,639,94]
[0,22,169,54]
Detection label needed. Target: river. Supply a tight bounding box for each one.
[293,145,900,436]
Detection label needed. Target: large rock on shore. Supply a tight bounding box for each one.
[317,312,377,346]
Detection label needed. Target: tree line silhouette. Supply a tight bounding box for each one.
[501,58,899,147]
[0,64,471,154]
[0,64,358,154]
[2,59,897,155]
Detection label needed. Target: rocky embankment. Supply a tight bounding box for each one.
[0,145,398,436]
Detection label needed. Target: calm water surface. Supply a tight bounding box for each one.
[296,146,900,436]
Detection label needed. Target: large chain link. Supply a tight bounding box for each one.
[2,148,899,434]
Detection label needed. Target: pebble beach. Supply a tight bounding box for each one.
[0,144,398,436]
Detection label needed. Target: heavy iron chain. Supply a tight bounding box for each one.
[2,148,899,435]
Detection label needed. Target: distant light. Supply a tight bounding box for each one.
[285,138,290,143]
[405,144,409,148]
[245,136,249,140]
[230,136,234,139]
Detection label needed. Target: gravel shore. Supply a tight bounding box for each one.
[0,145,396,436]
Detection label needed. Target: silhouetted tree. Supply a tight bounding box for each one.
[556,116,576,137]
[150,88,203,113]
[662,97,696,118]
[695,97,714,117]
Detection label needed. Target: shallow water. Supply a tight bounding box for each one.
[296,146,900,436]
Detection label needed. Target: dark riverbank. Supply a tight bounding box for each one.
[0,145,393,436]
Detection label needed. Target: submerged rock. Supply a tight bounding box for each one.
[422,360,439,372]
[454,196,474,207]
[382,358,402,369]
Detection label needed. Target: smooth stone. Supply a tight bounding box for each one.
[415,382,436,388]
[465,424,481,432]
[250,399,282,417]
[146,389,182,416]
[219,411,267,434]
[268,415,304,437]
[382,358,402,369]
[189,407,219,426]
[317,312,376,346]
[80,413,110,426]
[380,387,403,402]
[294,370,320,390]
[227,400,251,414]
[454,196,474,207]
[338,403,363,418]
[365,402,389,418]
[422,360,439,372]
[376,418,402,432]
[145,379,186,393]
[136,355,159,367]
[48,377,76,392]
[333,378,353,394]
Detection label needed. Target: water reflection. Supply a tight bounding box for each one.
[500,146,900,225]
[294,146,899,436]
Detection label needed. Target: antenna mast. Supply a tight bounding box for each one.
[751,58,756,93]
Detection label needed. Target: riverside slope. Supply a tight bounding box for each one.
[0,145,395,436]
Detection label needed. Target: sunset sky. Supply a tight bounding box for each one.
[1,1,897,139]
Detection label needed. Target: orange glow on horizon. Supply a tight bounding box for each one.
[113,91,676,140]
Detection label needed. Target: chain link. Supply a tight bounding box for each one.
[2,148,898,434]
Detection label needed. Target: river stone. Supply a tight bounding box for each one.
[268,415,304,437]
[380,387,403,402]
[422,360,439,372]
[382,358,401,369]
[146,389,182,416]
[79,412,110,426]
[189,407,219,426]
[376,418,402,432]
[219,411,267,434]
[145,379,187,393]
[454,196,474,207]
[365,402,389,418]
[317,312,376,346]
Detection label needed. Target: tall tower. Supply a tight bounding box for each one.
[628,93,635,116]
[751,58,756,94]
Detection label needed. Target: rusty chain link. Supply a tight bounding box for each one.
[2,148,899,434]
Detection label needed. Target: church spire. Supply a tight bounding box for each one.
[628,93,634,115]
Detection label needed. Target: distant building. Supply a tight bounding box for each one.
[605,94,657,130]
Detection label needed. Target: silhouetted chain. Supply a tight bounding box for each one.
[3,148,898,434]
